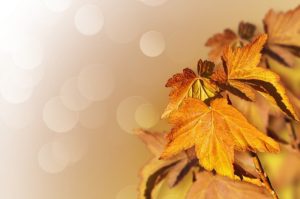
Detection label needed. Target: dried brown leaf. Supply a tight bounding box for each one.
[186,171,272,199]
[205,29,238,61]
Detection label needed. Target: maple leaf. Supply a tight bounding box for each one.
[229,92,283,132]
[136,130,197,199]
[161,68,218,119]
[160,98,280,178]
[186,171,272,199]
[219,34,299,121]
[263,6,300,67]
[205,29,238,62]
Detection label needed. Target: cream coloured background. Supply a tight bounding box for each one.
[0,0,299,198]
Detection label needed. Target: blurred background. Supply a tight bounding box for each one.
[0,0,299,198]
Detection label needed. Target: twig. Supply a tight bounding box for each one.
[251,152,279,199]
[293,178,299,199]
[286,118,298,149]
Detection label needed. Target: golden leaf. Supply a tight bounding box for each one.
[263,6,300,67]
[222,34,299,121]
[160,98,279,178]
[186,171,272,199]
[162,68,217,119]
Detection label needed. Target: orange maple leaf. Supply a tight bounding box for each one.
[218,34,299,121]
[162,68,217,119]
[160,98,279,178]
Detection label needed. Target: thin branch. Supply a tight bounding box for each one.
[251,152,279,199]
[293,178,299,199]
[286,118,298,149]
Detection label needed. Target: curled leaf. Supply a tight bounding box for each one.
[136,130,196,199]
[221,34,299,121]
[162,68,217,119]
[197,59,215,78]
[238,21,256,40]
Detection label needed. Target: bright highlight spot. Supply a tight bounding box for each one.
[12,38,44,70]
[54,128,89,163]
[38,142,69,174]
[0,68,36,104]
[135,103,159,128]
[75,4,104,36]
[140,31,166,57]
[0,102,35,129]
[117,96,148,134]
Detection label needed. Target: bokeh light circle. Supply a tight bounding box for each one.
[54,128,89,163]
[0,84,33,104]
[140,31,166,57]
[43,0,71,12]
[51,141,70,165]
[0,102,35,129]
[12,38,44,70]
[38,142,69,174]
[78,64,115,101]
[0,68,36,104]
[43,97,79,133]
[117,96,149,134]
[60,77,91,111]
[75,4,104,36]
[135,103,159,129]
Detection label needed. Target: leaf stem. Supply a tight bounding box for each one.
[251,152,279,199]
[286,118,298,149]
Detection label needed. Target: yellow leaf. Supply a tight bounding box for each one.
[160,98,279,178]
[222,34,299,121]
[223,34,267,77]
[162,68,217,119]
